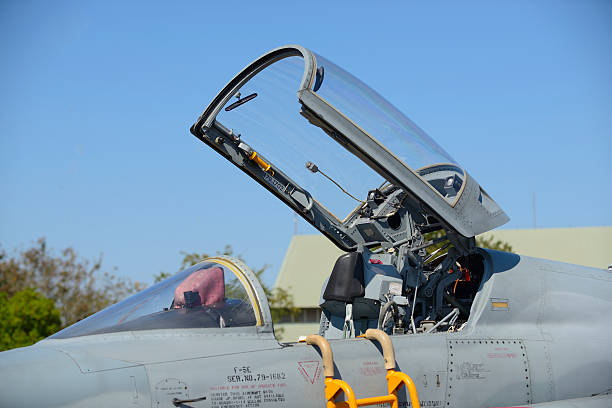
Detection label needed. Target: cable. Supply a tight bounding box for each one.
[306,161,364,203]
[377,301,398,331]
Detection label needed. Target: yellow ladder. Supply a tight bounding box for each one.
[305,329,420,408]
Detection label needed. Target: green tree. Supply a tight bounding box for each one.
[475,235,513,252]
[0,288,61,351]
[0,238,144,327]
[423,230,513,257]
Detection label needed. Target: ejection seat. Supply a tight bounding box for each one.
[320,252,406,339]
[172,266,256,327]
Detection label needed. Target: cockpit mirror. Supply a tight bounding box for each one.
[313,66,324,92]
[225,92,258,112]
[443,174,463,198]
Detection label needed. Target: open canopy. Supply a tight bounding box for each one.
[191,45,508,250]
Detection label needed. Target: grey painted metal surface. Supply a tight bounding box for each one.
[525,394,612,408]
[1,253,609,407]
[0,44,609,408]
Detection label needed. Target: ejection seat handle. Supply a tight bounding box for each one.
[305,335,335,378]
[364,329,396,370]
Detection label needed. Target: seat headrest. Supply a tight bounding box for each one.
[174,266,225,307]
[323,252,365,303]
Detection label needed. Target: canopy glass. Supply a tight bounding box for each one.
[50,259,261,339]
[192,45,508,240]
[213,51,465,222]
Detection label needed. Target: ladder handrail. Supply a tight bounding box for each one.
[305,334,335,378]
[364,329,396,370]
[304,330,421,408]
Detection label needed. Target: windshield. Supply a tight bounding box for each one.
[213,51,467,220]
[311,53,466,204]
[313,54,456,169]
[50,260,258,339]
[192,45,508,240]
[215,56,385,221]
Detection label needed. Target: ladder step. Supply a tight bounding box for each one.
[304,329,421,408]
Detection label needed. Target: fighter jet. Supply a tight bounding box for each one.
[0,44,610,408]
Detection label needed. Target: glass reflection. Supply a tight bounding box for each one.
[216,56,384,220]
[50,262,256,339]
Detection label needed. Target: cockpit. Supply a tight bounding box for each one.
[50,257,269,339]
[187,44,509,340]
[51,44,509,342]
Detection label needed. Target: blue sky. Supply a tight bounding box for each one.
[1,1,610,287]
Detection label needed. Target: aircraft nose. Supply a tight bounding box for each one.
[0,344,82,407]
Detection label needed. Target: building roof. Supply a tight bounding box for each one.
[274,227,612,308]
[478,226,612,268]
[275,235,345,308]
